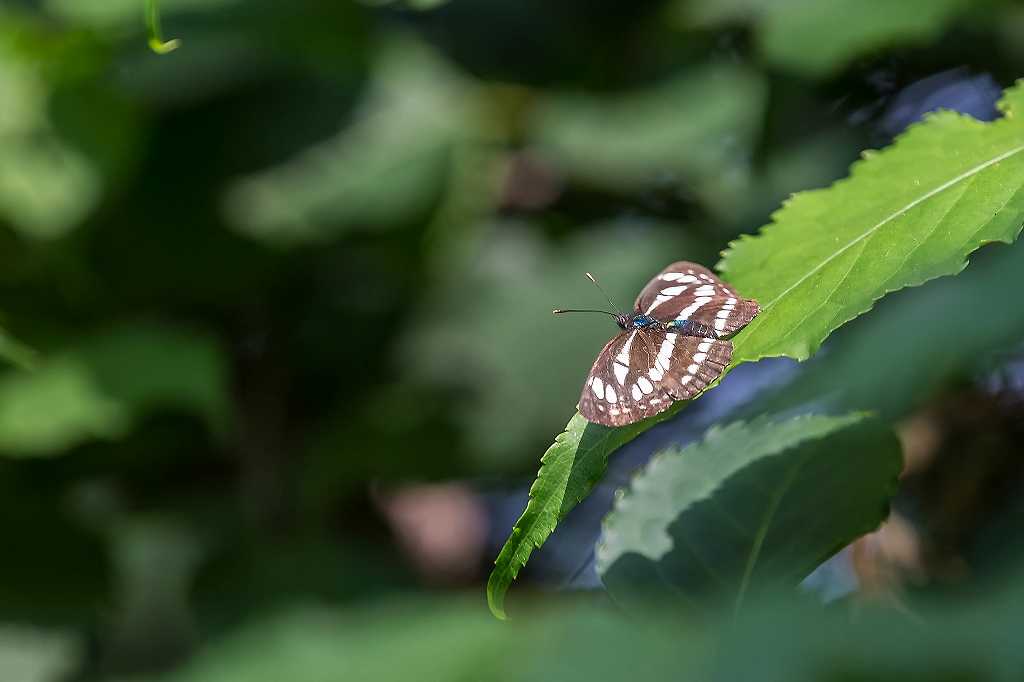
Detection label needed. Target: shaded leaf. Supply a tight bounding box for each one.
[676,0,973,78]
[152,583,1024,682]
[0,322,229,457]
[0,625,80,682]
[0,356,127,457]
[223,37,490,245]
[155,598,701,682]
[44,0,238,28]
[597,414,900,610]
[756,241,1024,418]
[531,63,765,212]
[0,48,100,239]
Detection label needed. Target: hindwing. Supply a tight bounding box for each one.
[577,326,732,427]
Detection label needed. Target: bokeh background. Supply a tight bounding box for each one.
[3,0,1024,679]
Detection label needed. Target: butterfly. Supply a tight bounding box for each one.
[555,262,759,427]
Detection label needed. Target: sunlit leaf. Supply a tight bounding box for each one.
[597,414,900,610]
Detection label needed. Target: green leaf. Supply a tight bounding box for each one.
[676,0,973,78]
[597,414,900,610]
[722,81,1024,364]
[45,0,238,28]
[151,583,1024,682]
[223,37,489,245]
[0,48,101,239]
[145,0,181,54]
[0,357,128,458]
[488,81,1024,618]
[486,413,654,619]
[757,240,1024,419]
[0,625,80,682]
[153,598,704,682]
[0,322,229,457]
[531,63,765,212]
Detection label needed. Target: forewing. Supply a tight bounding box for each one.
[634,261,759,337]
[578,327,732,427]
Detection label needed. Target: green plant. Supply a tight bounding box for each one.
[488,80,1024,619]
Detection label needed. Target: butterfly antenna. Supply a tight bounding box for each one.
[585,272,624,314]
[552,308,618,317]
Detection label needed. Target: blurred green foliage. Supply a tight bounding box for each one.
[152,585,1024,682]
[0,0,1023,679]
[676,0,973,77]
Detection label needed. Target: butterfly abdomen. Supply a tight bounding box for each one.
[668,319,717,338]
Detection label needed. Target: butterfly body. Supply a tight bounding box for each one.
[616,312,717,337]
[568,261,760,428]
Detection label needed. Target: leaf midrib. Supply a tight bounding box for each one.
[732,453,806,616]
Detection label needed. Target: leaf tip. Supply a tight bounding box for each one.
[148,37,182,54]
[486,573,509,620]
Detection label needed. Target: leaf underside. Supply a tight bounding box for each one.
[487,81,1024,619]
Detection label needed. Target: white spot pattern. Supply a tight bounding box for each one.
[592,377,604,398]
[646,294,674,314]
[657,333,677,371]
[605,384,618,403]
[637,376,654,394]
[694,284,716,297]
[631,384,643,401]
[616,331,636,365]
[676,296,711,321]
[660,285,687,296]
[659,273,698,283]
[613,362,628,385]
